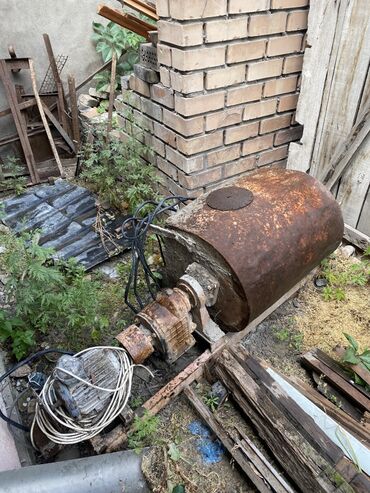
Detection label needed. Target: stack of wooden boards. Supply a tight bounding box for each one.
[183,347,370,493]
[300,348,370,445]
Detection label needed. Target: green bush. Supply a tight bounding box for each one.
[0,232,109,359]
[80,126,160,212]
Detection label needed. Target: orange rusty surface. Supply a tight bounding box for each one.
[116,324,154,364]
[166,168,344,331]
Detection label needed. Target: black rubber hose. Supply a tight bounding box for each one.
[0,348,73,431]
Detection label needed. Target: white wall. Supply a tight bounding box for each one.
[0,0,121,138]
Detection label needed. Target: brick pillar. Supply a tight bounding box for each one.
[115,0,308,196]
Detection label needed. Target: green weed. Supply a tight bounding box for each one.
[0,156,27,196]
[127,411,159,452]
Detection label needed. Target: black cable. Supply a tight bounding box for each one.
[121,196,194,313]
[0,348,73,431]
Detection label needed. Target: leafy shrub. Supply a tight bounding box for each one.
[0,232,109,359]
[0,156,27,196]
[341,333,370,391]
[92,21,143,95]
[80,126,160,212]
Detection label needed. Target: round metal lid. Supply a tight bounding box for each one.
[206,186,254,211]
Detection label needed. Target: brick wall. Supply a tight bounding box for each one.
[114,0,308,196]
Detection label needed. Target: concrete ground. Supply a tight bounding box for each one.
[0,391,20,472]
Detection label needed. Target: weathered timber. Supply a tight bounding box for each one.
[289,376,370,445]
[106,52,117,137]
[123,0,158,20]
[301,351,370,413]
[334,347,370,388]
[215,350,356,493]
[41,102,75,152]
[0,59,40,183]
[29,59,64,178]
[97,5,153,39]
[142,350,213,415]
[230,347,345,467]
[184,386,272,493]
[235,428,297,493]
[67,75,80,150]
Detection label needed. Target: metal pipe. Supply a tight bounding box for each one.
[0,449,150,493]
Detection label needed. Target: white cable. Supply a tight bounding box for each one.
[30,346,152,448]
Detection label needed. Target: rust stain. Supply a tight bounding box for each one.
[166,168,344,331]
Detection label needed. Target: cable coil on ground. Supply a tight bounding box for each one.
[31,346,150,447]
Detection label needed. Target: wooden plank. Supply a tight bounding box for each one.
[184,386,273,493]
[301,352,370,413]
[215,351,355,493]
[67,75,80,150]
[289,376,370,444]
[336,133,370,228]
[0,60,40,183]
[287,0,340,172]
[41,102,75,152]
[123,0,158,20]
[97,5,152,39]
[357,188,370,237]
[235,429,296,493]
[311,1,370,181]
[323,106,370,190]
[29,59,65,178]
[314,349,370,400]
[343,224,370,250]
[106,52,117,137]
[142,350,213,415]
[231,348,345,466]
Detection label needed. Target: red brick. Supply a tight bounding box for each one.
[227,83,263,106]
[227,40,266,64]
[249,12,288,37]
[207,144,241,167]
[157,157,178,180]
[175,91,225,117]
[163,109,204,137]
[229,0,270,13]
[206,106,243,131]
[178,167,223,190]
[154,122,177,148]
[243,99,277,121]
[170,0,227,20]
[271,0,308,8]
[158,21,203,47]
[260,114,292,133]
[177,131,224,156]
[224,156,256,177]
[206,18,248,43]
[267,34,303,56]
[242,134,274,156]
[264,75,298,97]
[287,11,309,31]
[247,59,283,81]
[274,125,303,145]
[166,146,204,173]
[172,46,226,71]
[150,84,174,109]
[257,145,288,166]
[283,54,304,74]
[278,93,299,112]
[225,121,259,144]
[206,65,246,90]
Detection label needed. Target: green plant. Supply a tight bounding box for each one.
[274,327,290,342]
[130,396,144,409]
[203,393,219,412]
[0,156,27,195]
[127,411,159,452]
[364,246,370,257]
[0,232,110,359]
[341,333,370,391]
[80,125,160,212]
[92,22,143,95]
[319,255,369,302]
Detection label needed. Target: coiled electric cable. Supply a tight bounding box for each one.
[31,346,151,447]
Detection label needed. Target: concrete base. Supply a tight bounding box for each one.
[0,391,20,472]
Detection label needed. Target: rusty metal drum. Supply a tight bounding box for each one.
[162,168,344,332]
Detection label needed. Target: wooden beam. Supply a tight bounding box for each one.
[123,0,158,20]
[106,52,117,137]
[29,59,65,178]
[97,5,152,39]
[184,386,273,493]
[41,102,75,153]
[324,106,370,190]
[301,351,370,413]
[289,376,370,444]
[344,223,370,251]
[67,75,80,150]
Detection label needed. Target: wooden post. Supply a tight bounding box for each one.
[67,75,80,151]
[106,52,117,138]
